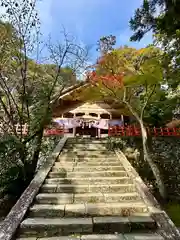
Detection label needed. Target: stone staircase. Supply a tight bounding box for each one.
[16,138,165,240]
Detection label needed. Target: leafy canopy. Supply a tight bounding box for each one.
[88,45,175,126]
[130,0,180,41]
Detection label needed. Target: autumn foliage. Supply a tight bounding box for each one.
[87,70,124,88]
[86,51,124,89]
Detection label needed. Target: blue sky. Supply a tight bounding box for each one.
[37,0,153,62]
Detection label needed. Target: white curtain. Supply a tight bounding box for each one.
[53,118,110,130]
[92,119,109,129]
[53,118,81,129]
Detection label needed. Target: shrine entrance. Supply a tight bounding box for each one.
[76,126,97,137]
[75,119,98,137]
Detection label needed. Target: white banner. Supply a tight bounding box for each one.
[53,118,81,129]
[53,118,110,130]
[92,119,109,129]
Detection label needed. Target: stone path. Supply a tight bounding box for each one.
[16,138,165,239]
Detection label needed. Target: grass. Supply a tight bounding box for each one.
[164,202,180,226]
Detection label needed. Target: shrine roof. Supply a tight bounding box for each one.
[51,81,89,104]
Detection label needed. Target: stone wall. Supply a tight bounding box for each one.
[110,137,180,200]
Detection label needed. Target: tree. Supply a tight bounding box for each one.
[97,35,116,55]
[130,0,180,95]
[130,0,180,41]
[143,94,177,127]
[88,46,167,199]
[0,0,88,200]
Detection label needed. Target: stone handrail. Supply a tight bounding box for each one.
[0,137,68,240]
[116,150,180,240]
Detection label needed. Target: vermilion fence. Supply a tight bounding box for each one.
[0,124,65,136]
[44,128,66,136]
[0,123,180,137]
[108,125,180,137]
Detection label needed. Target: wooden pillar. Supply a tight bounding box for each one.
[98,128,101,138]
[73,127,76,137]
[97,113,101,138]
[121,115,124,125]
[73,113,76,137]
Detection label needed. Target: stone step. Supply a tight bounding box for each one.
[40,183,136,193]
[74,192,141,203]
[52,165,125,172]
[35,192,140,204]
[63,148,108,152]
[54,162,122,168]
[45,176,132,185]
[20,214,155,237]
[58,155,117,160]
[92,215,156,234]
[82,233,164,240]
[36,193,74,204]
[67,138,108,141]
[61,149,110,152]
[48,170,128,178]
[123,233,164,240]
[60,154,116,159]
[64,144,108,148]
[59,155,116,160]
[61,149,112,154]
[29,202,148,218]
[19,217,93,237]
[63,145,107,150]
[56,160,121,166]
[66,140,108,144]
[16,233,165,240]
[58,154,116,158]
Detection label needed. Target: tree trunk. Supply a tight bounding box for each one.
[139,120,167,199]
[123,101,166,199]
[24,128,44,183]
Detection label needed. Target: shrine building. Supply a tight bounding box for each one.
[51,81,132,137]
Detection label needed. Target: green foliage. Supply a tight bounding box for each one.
[0,134,25,196]
[0,21,20,72]
[94,45,168,121]
[130,0,180,99]
[165,203,180,226]
[144,96,177,126]
[130,0,180,41]
[0,0,87,207]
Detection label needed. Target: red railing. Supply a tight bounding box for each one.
[1,123,180,137]
[0,124,65,136]
[44,128,66,136]
[108,125,180,137]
